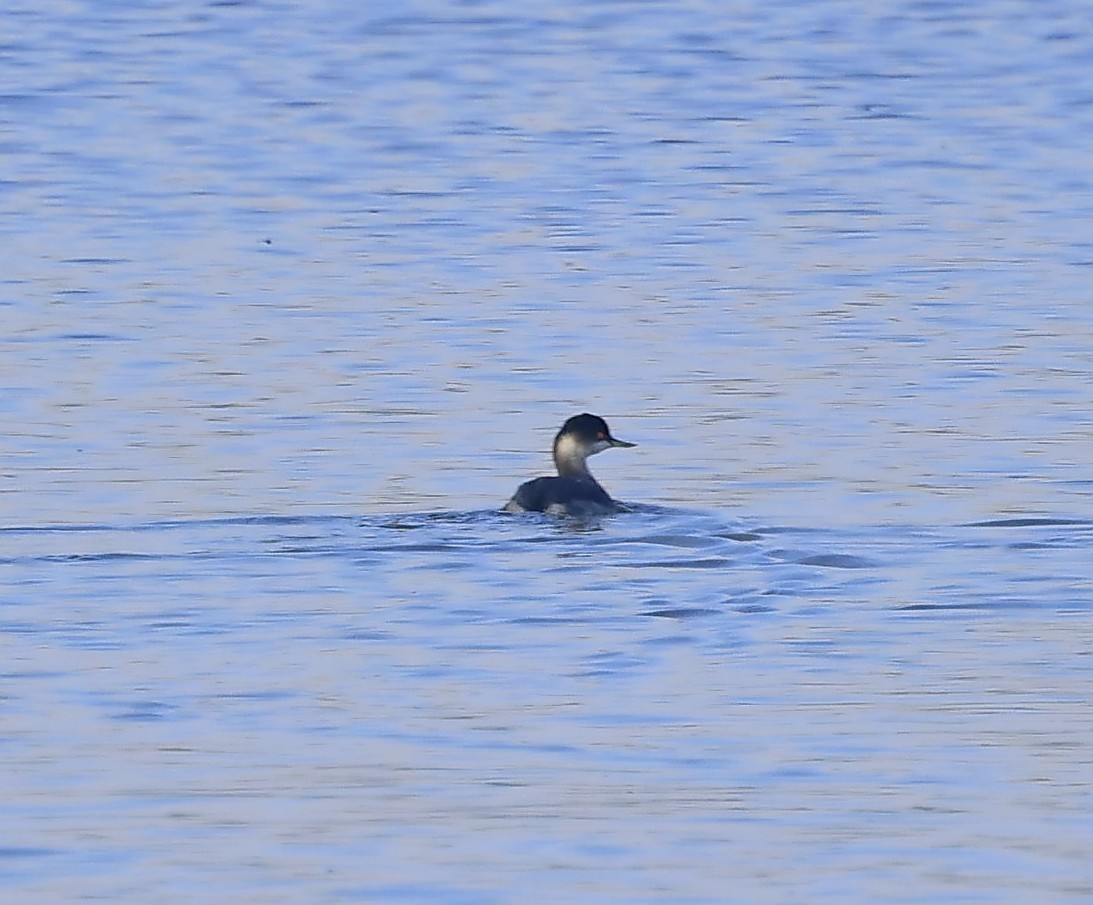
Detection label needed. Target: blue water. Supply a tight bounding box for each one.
[3,1,1093,902]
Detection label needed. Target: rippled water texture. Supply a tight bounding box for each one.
[2,1,1093,902]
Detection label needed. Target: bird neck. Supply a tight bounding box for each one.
[553,433,594,478]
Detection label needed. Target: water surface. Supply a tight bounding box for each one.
[2,1,1093,902]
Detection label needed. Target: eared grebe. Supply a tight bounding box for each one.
[503,413,636,516]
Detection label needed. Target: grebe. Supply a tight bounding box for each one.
[503,413,636,516]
